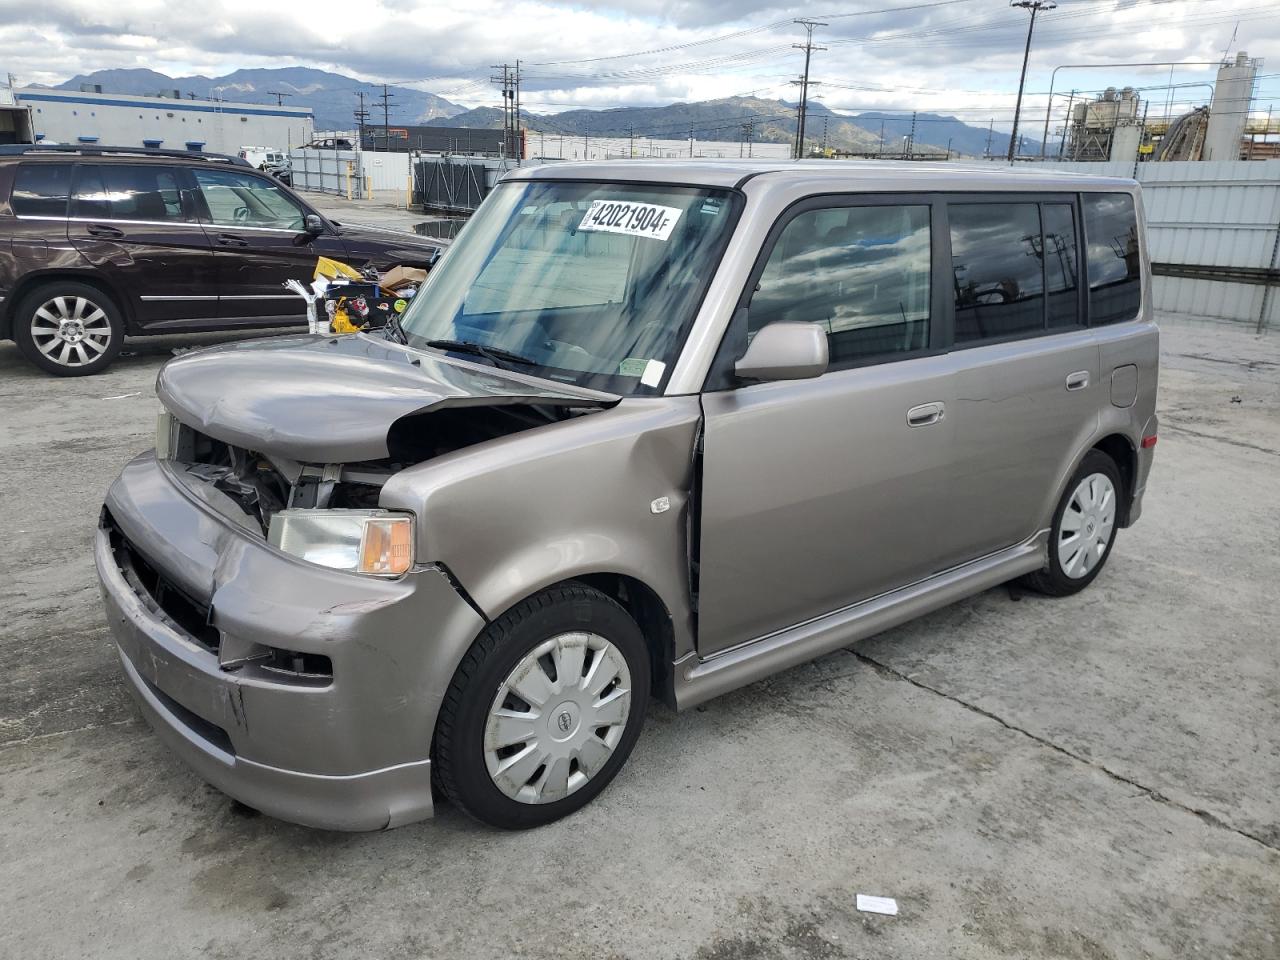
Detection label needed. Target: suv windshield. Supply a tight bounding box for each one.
[398,179,739,394]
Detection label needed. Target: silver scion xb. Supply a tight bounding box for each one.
[96,160,1158,830]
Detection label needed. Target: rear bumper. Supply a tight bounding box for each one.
[96,453,488,831]
[1127,413,1159,527]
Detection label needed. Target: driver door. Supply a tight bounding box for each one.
[190,167,347,325]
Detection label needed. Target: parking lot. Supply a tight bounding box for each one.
[1,245,1277,958]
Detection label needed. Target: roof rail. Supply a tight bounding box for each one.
[0,144,249,165]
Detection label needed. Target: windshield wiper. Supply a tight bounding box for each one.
[423,339,537,368]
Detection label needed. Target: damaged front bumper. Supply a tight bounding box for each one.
[95,452,487,830]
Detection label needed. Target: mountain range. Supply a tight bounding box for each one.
[53,68,1041,158]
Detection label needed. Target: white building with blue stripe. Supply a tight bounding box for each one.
[15,87,314,156]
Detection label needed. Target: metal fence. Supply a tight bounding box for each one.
[1035,159,1280,330]
[412,156,514,214]
[289,148,363,198]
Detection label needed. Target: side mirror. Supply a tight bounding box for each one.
[734,322,829,382]
[303,214,325,236]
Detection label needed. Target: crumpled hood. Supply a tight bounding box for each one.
[156,334,615,463]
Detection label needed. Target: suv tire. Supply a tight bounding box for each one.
[434,583,650,829]
[1021,449,1123,597]
[13,281,124,377]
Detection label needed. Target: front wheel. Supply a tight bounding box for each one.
[433,584,650,829]
[1021,449,1122,596]
[13,282,124,376]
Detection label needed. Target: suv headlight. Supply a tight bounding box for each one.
[268,509,414,577]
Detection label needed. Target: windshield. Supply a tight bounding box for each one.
[397,179,739,394]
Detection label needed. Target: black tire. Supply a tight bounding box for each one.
[12,281,124,377]
[1021,449,1123,597]
[433,583,651,829]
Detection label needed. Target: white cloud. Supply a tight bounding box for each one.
[0,0,1275,132]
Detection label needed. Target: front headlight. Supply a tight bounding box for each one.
[268,509,415,577]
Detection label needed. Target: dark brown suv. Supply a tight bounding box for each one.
[0,145,443,376]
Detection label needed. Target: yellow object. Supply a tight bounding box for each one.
[330,306,364,335]
[314,256,363,282]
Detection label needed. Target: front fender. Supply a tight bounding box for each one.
[380,396,702,659]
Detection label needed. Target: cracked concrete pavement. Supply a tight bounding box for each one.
[0,305,1276,959]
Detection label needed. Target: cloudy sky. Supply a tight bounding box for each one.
[1,0,1276,132]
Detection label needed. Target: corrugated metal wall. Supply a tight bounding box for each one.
[1036,159,1280,329]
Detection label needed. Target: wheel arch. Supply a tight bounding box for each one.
[1091,433,1138,527]
[4,270,134,338]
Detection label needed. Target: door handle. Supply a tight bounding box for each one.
[216,234,249,247]
[1065,371,1090,391]
[906,402,945,427]
[86,224,124,239]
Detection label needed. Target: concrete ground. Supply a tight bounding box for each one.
[1,296,1277,957]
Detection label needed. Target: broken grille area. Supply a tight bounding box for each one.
[105,509,221,654]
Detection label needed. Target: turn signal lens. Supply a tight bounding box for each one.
[1141,435,1157,449]
[358,517,414,576]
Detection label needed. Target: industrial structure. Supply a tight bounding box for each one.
[1,76,34,144]
[1062,53,1275,164]
[10,85,313,154]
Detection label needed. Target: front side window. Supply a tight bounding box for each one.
[192,168,305,230]
[73,164,189,222]
[399,180,739,394]
[11,163,73,217]
[950,202,1045,343]
[1083,193,1141,325]
[747,204,932,366]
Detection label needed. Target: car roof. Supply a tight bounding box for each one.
[507,158,1138,192]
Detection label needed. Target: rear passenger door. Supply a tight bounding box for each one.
[943,196,1101,559]
[190,167,347,324]
[67,163,218,329]
[697,197,961,655]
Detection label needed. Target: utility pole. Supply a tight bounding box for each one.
[267,91,292,107]
[985,118,995,158]
[513,60,522,165]
[1059,89,1075,159]
[879,120,885,158]
[821,115,829,154]
[629,123,635,158]
[907,111,917,159]
[375,84,395,152]
[354,92,370,150]
[689,125,694,158]
[1007,0,1056,162]
[792,18,827,159]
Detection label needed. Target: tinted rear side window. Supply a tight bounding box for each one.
[73,164,190,222]
[11,164,73,217]
[1083,193,1141,325]
[950,202,1045,343]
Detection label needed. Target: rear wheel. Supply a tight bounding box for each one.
[1021,449,1122,596]
[433,584,650,829]
[13,281,123,376]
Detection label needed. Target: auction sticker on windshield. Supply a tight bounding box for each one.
[578,200,683,241]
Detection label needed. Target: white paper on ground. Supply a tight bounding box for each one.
[855,895,899,916]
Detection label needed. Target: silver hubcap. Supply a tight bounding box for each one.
[484,632,632,805]
[1058,472,1116,579]
[30,296,112,367]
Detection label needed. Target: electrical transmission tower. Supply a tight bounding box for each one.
[354,92,370,149]
[374,84,396,151]
[491,63,522,163]
[792,19,827,159]
[1007,0,1056,162]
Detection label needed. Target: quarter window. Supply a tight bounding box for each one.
[192,168,305,230]
[950,202,1045,343]
[73,165,189,221]
[11,163,73,217]
[1083,193,1141,325]
[747,204,932,366]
